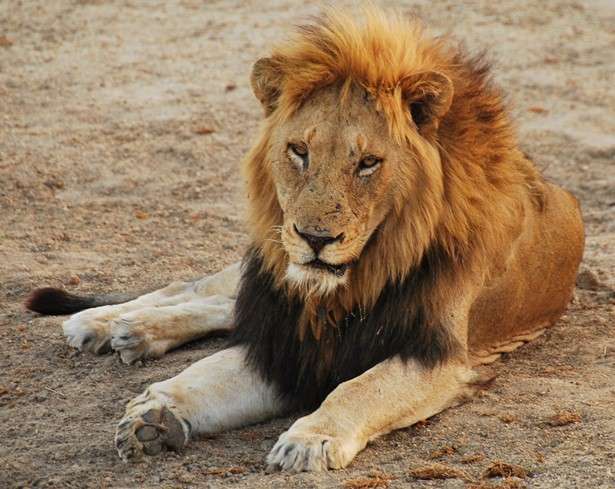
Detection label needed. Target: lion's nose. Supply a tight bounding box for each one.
[294,224,344,255]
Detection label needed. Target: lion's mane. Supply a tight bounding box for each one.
[230,8,546,408]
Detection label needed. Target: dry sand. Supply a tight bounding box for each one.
[1,1,614,488]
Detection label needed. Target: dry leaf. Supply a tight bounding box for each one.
[68,275,81,286]
[193,127,215,135]
[547,410,581,426]
[430,445,456,459]
[0,35,13,47]
[482,461,528,479]
[461,453,485,464]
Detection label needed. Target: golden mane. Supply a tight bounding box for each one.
[243,7,547,318]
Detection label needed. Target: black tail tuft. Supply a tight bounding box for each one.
[25,287,98,316]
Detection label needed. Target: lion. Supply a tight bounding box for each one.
[26,8,584,472]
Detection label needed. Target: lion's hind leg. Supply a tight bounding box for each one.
[110,295,235,364]
[59,262,240,358]
[469,328,547,366]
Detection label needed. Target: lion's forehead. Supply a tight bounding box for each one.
[284,84,391,149]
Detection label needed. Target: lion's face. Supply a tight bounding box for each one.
[249,53,453,296]
[265,84,414,293]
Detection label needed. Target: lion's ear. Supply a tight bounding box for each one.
[400,71,453,132]
[250,57,283,115]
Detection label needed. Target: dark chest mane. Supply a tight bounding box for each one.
[229,247,458,410]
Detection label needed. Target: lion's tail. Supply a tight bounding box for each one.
[25,287,140,316]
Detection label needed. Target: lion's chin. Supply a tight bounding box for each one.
[285,262,348,297]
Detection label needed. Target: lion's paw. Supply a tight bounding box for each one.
[266,429,354,473]
[115,392,189,462]
[110,316,154,364]
[62,308,116,354]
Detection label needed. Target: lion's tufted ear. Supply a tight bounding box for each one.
[250,57,283,116]
[400,71,453,132]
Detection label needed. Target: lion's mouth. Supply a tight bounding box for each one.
[306,259,350,277]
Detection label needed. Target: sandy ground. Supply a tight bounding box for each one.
[1,1,614,488]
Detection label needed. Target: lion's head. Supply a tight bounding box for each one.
[242,8,524,308]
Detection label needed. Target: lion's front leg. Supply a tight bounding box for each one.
[115,346,285,462]
[266,357,482,472]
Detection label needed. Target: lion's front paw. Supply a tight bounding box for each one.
[266,428,355,473]
[115,392,189,462]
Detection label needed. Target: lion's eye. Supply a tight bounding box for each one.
[358,156,382,177]
[288,143,309,170]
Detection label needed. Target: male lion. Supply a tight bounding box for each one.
[27,8,584,472]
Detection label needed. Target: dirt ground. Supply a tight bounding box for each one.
[1,1,614,488]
